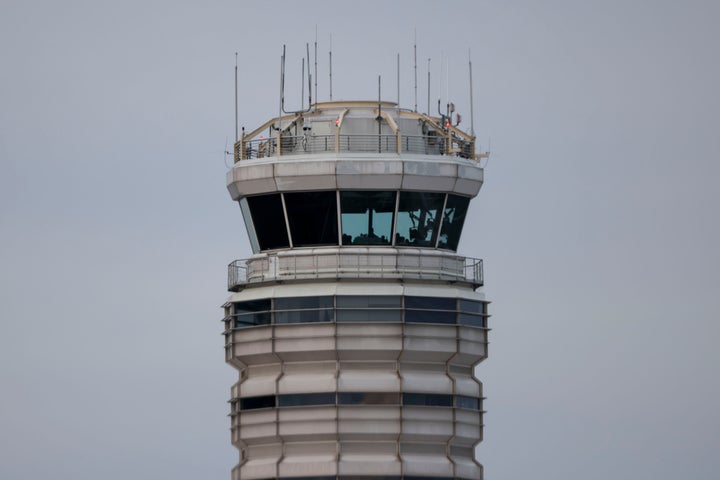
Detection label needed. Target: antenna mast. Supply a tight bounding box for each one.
[280,45,312,114]
[413,34,418,112]
[397,53,400,106]
[234,52,238,143]
[378,75,382,152]
[427,58,431,115]
[301,57,305,110]
[329,35,333,101]
[469,49,475,137]
[314,29,318,106]
[280,45,285,117]
[306,43,312,109]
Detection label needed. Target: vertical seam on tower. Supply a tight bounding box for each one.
[273,322,284,479]
[334,303,340,473]
[397,305,405,478]
[446,321,460,480]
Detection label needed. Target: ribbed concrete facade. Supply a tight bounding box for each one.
[223,101,489,480]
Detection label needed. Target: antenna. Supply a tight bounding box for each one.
[397,53,400,106]
[446,53,450,109]
[307,43,312,109]
[314,28,318,106]
[280,45,311,114]
[427,58,431,115]
[301,56,305,111]
[378,75,382,152]
[439,52,444,108]
[280,45,286,116]
[413,33,418,112]
[234,52,238,143]
[329,35,333,101]
[468,49,475,137]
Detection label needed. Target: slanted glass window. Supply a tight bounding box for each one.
[336,295,401,322]
[274,296,334,324]
[458,299,486,327]
[238,199,260,253]
[284,191,338,247]
[402,393,453,407]
[233,299,272,328]
[246,194,290,250]
[438,195,470,251]
[395,192,445,247]
[340,191,395,245]
[405,296,456,324]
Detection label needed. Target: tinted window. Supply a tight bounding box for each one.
[338,392,400,405]
[395,192,445,247]
[275,310,334,324]
[403,393,453,407]
[405,310,456,324]
[458,299,485,314]
[234,299,272,328]
[234,299,271,313]
[458,313,485,328]
[275,296,334,324]
[336,309,401,322]
[456,395,480,410]
[284,191,338,246]
[275,296,334,310]
[336,295,401,322]
[340,191,395,245]
[246,194,290,250]
[438,194,470,251]
[337,296,402,308]
[240,395,276,410]
[279,392,336,407]
[405,296,455,310]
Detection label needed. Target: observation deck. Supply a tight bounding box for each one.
[233,101,487,163]
[228,248,483,292]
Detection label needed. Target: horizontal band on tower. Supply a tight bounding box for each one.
[230,392,483,413]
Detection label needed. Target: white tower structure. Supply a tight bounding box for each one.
[224,95,490,480]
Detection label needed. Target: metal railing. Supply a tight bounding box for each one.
[228,250,483,291]
[236,133,474,160]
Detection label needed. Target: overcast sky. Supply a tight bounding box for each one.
[1,1,719,479]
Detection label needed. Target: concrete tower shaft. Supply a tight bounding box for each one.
[223,101,490,480]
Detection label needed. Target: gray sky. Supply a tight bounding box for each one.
[1,0,719,479]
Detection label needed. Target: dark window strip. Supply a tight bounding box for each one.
[402,393,453,407]
[231,297,488,329]
[235,393,481,411]
[249,476,474,480]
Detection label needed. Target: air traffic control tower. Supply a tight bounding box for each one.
[223,95,490,480]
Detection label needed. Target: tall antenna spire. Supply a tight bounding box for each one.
[234,52,238,142]
[279,45,285,117]
[301,57,305,111]
[314,27,318,106]
[427,58,431,115]
[329,34,333,101]
[413,31,418,112]
[469,48,475,137]
[397,53,400,105]
[306,43,312,109]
